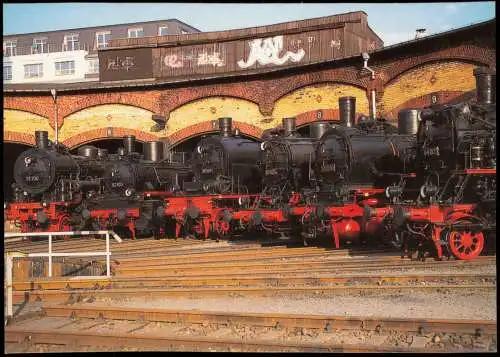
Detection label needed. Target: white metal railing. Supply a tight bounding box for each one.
[4,230,122,321]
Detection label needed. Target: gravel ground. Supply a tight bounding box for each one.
[83,287,497,320]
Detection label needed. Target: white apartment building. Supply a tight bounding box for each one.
[3,19,200,84]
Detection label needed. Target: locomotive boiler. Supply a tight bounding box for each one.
[388,67,496,261]
[101,136,192,199]
[12,131,105,203]
[191,117,263,194]
[314,102,416,201]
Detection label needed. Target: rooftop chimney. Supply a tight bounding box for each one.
[415,28,427,39]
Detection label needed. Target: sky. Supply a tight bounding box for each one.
[3,2,496,45]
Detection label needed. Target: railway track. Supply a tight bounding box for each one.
[11,284,495,304]
[10,273,497,291]
[5,307,495,352]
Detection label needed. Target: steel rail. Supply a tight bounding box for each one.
[11,273,496,291]
[3,327,443,353]
[114,256,495,277]
[40,305,497,335]
[12,284,495,304]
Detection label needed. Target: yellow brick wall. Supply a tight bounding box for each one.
[273,84,369,123]
[60,104,159,141]
[381,61,476,114]
[168,97,264,134]
[4,109,53,139]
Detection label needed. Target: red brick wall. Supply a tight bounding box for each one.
[3,32,495,145]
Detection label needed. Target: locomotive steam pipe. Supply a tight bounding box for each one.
[361,52,377,120]
[50,89,58,145]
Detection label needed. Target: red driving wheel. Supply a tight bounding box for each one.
[448,221,484,260]
[58,215,72,241]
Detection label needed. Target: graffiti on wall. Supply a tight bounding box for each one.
[237,35,305,68]
[197,51,225,67]
[164,51,225,69]
[164,55,184,68]
[106,56,136,71]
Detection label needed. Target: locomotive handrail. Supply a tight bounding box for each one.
[4,230,122,322]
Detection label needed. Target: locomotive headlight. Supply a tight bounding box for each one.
[125,188,134,197]
[3,202,6,209]
[24,157,32,166]
[260,142,268,151]
[23,191,28,196]
[42,202,47,207]
[196,146,203,154]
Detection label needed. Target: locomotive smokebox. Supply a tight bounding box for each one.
[282,117,297,137]
[123,135,136,154]
[474,67,496,105]
[398,109,421,135]
[310,121,333,139]
[218,117,233,137]
[35,131,49,149]
[339,96,356,127]
[144,141,164,162]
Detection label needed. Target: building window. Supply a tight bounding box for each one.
[181,29,189,35]
[24,63,43,78]
[128,27,144,38]
[4,66,12,80]
[87,58,99,74]
[32,37,48,54]
[96,31,111,49]
[63,34,80,51]
[55,61,75,76]
[3,40,17,57]
[158,26,169,36]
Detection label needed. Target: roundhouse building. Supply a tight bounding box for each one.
[3,11,496,199]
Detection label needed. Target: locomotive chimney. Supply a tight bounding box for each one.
[474,67,496,105]
[123,135,136,154]
[282,117,296,137]
[398,109,421,135]
[35,131,49,149]
[144,141,164,162]
[309,121,332,140]
[339,96,356,127]
[218,117,232,137]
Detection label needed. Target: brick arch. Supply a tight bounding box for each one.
[168,121,263,146]
[160,87,263,117]
[3,99,53,120]
[384,90,474,121]
[3,131,37,146]
[62,128,160,149]
[262,69,368,115]
[383,46,494,86]
[61,93,159,119]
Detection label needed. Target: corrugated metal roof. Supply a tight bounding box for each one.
[3,18,495,94]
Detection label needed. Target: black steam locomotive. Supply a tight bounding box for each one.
[6,66,495,260]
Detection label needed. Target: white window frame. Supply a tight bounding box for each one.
[32,37,48,54]
[24,63,44,78]
[4,65,13,80]
[55,60,75,76]
[96,31,111,49]
[127,27,144,38]
[158,26,169,36]
[87,58,99,74]
[4,40,17,57]
[63,33,80,51]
